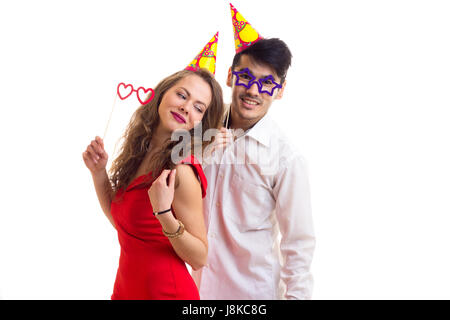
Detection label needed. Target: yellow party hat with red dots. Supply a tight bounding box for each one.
[230,3,263,53]
[185,32,219,75]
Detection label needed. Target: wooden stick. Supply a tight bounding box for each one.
[103,93,118,141]
[225,105,230,129]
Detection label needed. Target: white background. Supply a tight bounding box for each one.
[0,0,449,299]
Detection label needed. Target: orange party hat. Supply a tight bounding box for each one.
[185,32,219,75]
[230,3,263,53]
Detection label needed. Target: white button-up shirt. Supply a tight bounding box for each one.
[192,113,315,300]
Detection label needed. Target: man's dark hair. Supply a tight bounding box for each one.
[231,38,292,83]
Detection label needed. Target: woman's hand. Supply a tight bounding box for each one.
[82,136,109,175]
[148,169,177,213]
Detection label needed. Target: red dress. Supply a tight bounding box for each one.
[110,155,207,300]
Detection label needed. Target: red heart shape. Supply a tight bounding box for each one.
[117,83,133,100]
[136,87,155,105]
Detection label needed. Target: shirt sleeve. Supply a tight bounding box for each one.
[273,153,316,300]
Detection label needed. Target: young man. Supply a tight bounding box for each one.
[192,5,315,300]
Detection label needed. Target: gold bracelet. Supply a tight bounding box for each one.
[162,220,185,239]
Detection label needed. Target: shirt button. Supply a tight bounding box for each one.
[216,202,220,207]
[219,173,224,179]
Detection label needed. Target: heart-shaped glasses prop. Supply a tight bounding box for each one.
[103,83,155,140]
[117,83,155,105]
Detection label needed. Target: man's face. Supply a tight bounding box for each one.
[227,54,285,129]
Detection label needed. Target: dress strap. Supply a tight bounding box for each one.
[179,155,207,198]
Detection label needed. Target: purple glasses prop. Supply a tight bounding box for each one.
[232,68,282,96]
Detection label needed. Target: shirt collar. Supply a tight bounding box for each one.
[244,112,273,148]
[223,104,273,148]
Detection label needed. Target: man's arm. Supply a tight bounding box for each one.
[273,154,316,299]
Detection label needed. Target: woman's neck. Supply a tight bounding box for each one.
[151,124,171,150]
[134,125,170,177]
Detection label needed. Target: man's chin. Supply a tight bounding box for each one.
[236,111,265,126]
[231,100,265,123]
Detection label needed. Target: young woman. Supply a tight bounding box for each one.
[82,68,224,299]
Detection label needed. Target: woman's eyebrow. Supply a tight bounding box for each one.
[179,87,206,107]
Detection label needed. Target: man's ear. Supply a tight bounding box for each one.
[275,80,287,100]
[226,67,233,87]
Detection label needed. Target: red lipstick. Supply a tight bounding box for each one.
[171,111,186,124]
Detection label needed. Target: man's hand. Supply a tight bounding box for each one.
[203,127,234,160]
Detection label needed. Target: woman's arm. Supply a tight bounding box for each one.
[82,136,116,229]
[148,165,208,270]
[90,169,115,228]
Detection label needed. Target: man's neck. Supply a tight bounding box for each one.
[228,105,262,132]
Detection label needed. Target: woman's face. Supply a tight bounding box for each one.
[157,74,212,134]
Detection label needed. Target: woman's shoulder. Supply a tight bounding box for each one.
[175,155,207,198]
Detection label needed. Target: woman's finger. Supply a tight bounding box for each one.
[83,151,95,167]
[96,136,105,149]
[168,169,176,189]
[82,151,89,162]
[87,145,99,163]
[90,140,102,153]
[157,169,171,182]
[88,143,100,157]
[91,140,107,159]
